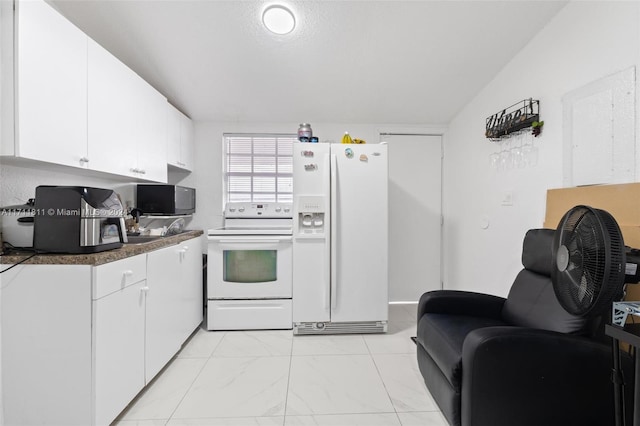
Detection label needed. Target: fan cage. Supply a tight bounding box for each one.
[552,206,625,317]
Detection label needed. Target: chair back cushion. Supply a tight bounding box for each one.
[502,229,589,334]
[521,228,554,275]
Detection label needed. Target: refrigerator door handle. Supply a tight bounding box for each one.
[324,152,331,311]
[330,153,338,310]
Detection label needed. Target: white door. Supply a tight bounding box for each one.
[383,134,442,302]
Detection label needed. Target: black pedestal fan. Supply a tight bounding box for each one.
[552,205,630,426]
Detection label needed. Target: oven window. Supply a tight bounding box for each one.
[223,250,277,283]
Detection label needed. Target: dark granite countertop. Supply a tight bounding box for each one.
[1,230,204,266]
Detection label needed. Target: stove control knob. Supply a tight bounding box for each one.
[275,207,282,212]
[229,208,236,212]
[239,207,245,212]
[284,207,291,213]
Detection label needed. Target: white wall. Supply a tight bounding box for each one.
[0,163,136,209]
[442,1,640,297]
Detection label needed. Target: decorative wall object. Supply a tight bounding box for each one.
[489,131,539,172]
[486,99,540,141]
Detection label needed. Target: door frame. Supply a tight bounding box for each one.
[379,127,446,297]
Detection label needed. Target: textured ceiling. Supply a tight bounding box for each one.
[50,0,567,124]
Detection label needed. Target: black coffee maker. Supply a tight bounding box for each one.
[33,186,128,253]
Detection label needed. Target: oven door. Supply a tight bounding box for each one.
[208,235,292,299]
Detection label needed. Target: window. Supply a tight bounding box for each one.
[223,133,295,204]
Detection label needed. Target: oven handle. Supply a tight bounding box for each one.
[214,238,291,244]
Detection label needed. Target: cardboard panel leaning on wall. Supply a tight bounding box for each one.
[544,183,640,227]
[544,183,640,301]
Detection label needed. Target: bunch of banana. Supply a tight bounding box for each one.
[353,138,366,144]
[341,132,353,144]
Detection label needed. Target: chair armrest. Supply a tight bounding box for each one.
[417,290,506,322]
[461,326,622,426]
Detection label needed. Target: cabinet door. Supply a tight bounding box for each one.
[135,76,168,183]
[2,265,92,426]
[146,245,183,382]
[93,281,146,426]
[180,112,195,171]
[167,103,183,168]
[178,239,204,334]
[87,39,138,177]
[17,0,88,167]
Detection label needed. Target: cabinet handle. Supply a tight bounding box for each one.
[140,286,149,293]
[123,270,133,277]
[178,246,189,261]
[79,157,89,163]
[139,169,146,175]
[130,168,138,173]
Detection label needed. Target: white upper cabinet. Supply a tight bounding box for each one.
[2,0,170,182]
[180,111,195,171]
[167,103,194,171]
[87,40,167,183]
[87,38,138,177]
[135,76,168,183]
[13,0,89,167]
[167,103,182,166]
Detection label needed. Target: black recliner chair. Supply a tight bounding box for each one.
[416,228,632,426]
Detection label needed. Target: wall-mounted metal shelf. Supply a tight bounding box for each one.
[486,98,540,141]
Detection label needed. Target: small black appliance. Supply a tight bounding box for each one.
[136,184,196,215]
[33,186,128,253]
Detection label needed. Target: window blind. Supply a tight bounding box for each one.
[224,133,295,203]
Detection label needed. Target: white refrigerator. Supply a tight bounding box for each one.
[292,142,388,334]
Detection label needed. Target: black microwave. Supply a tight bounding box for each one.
[137,185,196,215]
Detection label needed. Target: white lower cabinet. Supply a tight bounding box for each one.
[1,265,93,426]
[146,241,203,382]
[1,236,203,426]
[92,253,148,425]
[93,280,146,426]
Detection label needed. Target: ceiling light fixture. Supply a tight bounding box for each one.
[262,5,295,35]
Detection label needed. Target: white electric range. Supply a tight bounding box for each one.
[206,202,293,330]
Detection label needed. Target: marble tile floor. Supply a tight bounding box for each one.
[114,303,448,426]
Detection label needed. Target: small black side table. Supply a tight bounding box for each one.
[606,323,640,426]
